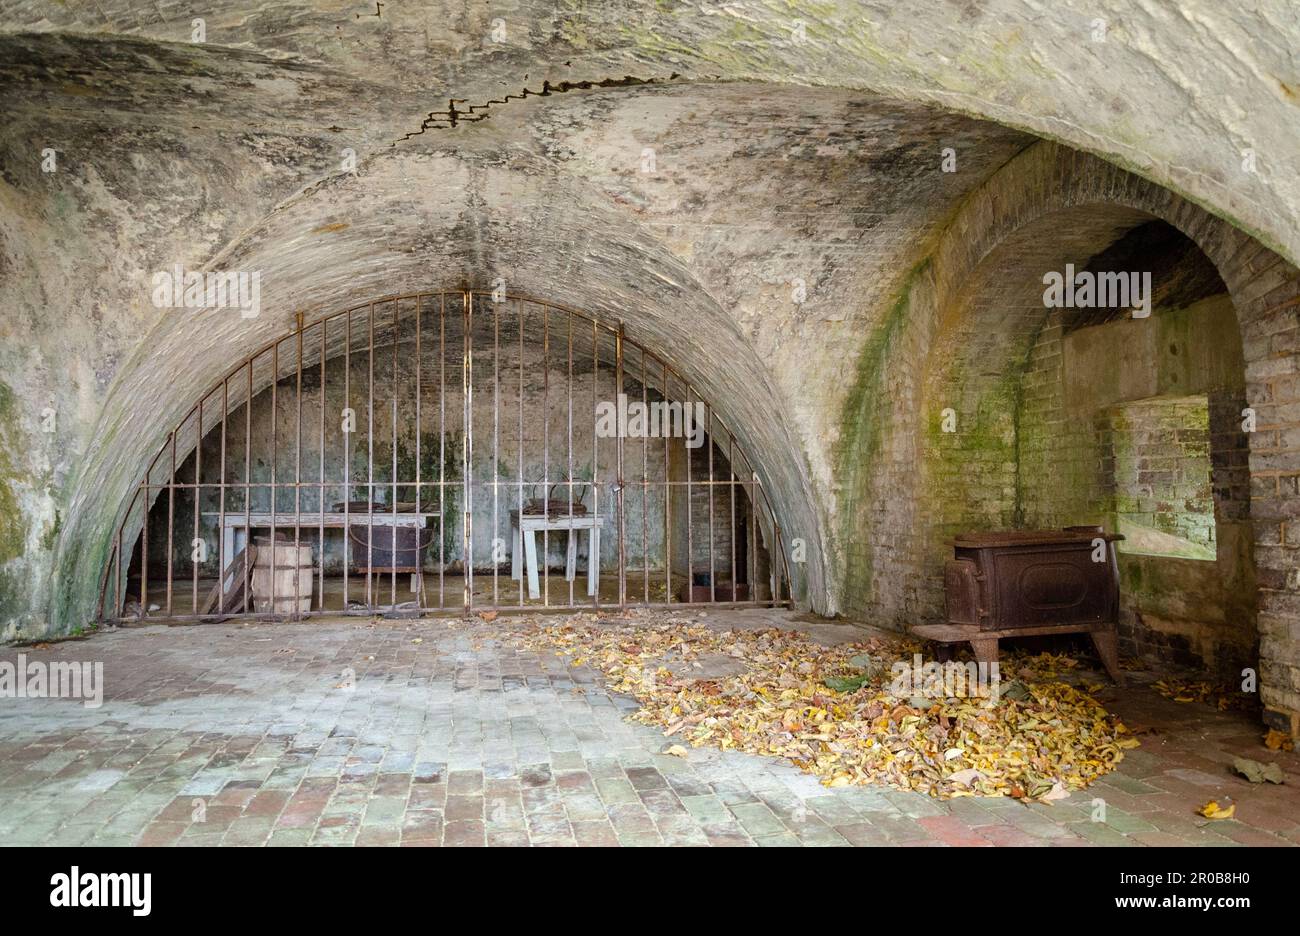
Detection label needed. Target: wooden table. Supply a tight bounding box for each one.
[510,511,603,599]
[205,512,428,574]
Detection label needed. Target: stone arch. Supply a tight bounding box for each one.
[49,148,827,632]
[878,141,1300,730]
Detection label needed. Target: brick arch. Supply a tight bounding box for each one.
[911,142,1300,734]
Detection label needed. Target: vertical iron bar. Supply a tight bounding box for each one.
[218,377,228,614]
[439,293,446,608]
[707,402,715,604]
[463,289,473,612]
[729,430,737,605]
[517,299,524,609]
[542,306,549,608]
[192,399,202,612]
[566,310,574,609]
[243,360,252,613]
[685,381,693,605]
[415,296,423,610]
[615,323,625,608]
[343,312,352,609]
[165,430,175,615]
[591,318,598,608]
[295,313,304,619]
[662,359,670,606]
[319,320,327,611]
[391,299,399,609]
[641,347,649,604]
[271,340,279,614]
[138,484,148,620]
[493,298,500,607]
[367,302,375,611]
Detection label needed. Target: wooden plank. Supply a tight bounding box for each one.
[199,544,255,617]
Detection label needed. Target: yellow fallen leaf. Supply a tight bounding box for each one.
[663,744,690,758]
[1198,800,1235,820]
[1264,729,1295,752]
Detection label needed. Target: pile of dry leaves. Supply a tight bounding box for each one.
[503,612,1138,801]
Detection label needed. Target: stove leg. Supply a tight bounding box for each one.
[1090,627,1125,686]
[969,636,999,669]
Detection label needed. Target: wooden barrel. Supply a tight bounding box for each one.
[251,537,313,614]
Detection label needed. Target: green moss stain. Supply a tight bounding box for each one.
[0,381,30,565]
[833,260,929,601]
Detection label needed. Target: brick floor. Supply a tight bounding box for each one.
[1,610,1297,846]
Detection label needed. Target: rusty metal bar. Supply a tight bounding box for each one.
[462,289,473,612]
[391,299,399,610]
[191,399,202,613]
[566,309,574,609]
[367,302,375,610]
[685,381,694,605]
[542,304,550,608]
[243,360,252,613]
[707,403,715,604]
[165,430,175,615]
[319,319,327,612]
[343,310,352,609]
[270,339,279,614]
[415,295,423,610]
[517,298,525,609]
[295,313,304,620]
[641,346,649,604]
[493,297,500,606]
[662,357,670,607]
[729,429,737,605]
[591,317,599,608]
[615,322,626,607]
[439,292,446,609]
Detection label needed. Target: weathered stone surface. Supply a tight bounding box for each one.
[1,0,1298,733]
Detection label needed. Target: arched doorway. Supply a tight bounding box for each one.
[99,291,791,621]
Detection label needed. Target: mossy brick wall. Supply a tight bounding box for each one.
[835,141,1300,731]
[1105,397,1215,555]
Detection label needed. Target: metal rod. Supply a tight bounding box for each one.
[641,346,649,604]
[440,292,446,608]
[542,305,549,608]
[662,358,670,606]
[615,322,626,607]
[319,319,327,612]
[391,299,399,610]
[493,297,500,607]
[270,339,279,613]
[165,430,175,615]
[517,298,524,609]
[295,314,304,619]
[415,295,423,610]
[566,309,574,609]
[707,403,715,603]
[243,360,252,613]
[191,400,202,612]
[462,289,473,612]
[343,310,351,609]
[367,302,375,611]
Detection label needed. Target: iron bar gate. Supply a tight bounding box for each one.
[97,290,792,623]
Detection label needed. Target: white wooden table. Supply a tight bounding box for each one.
[510,511,603,599]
